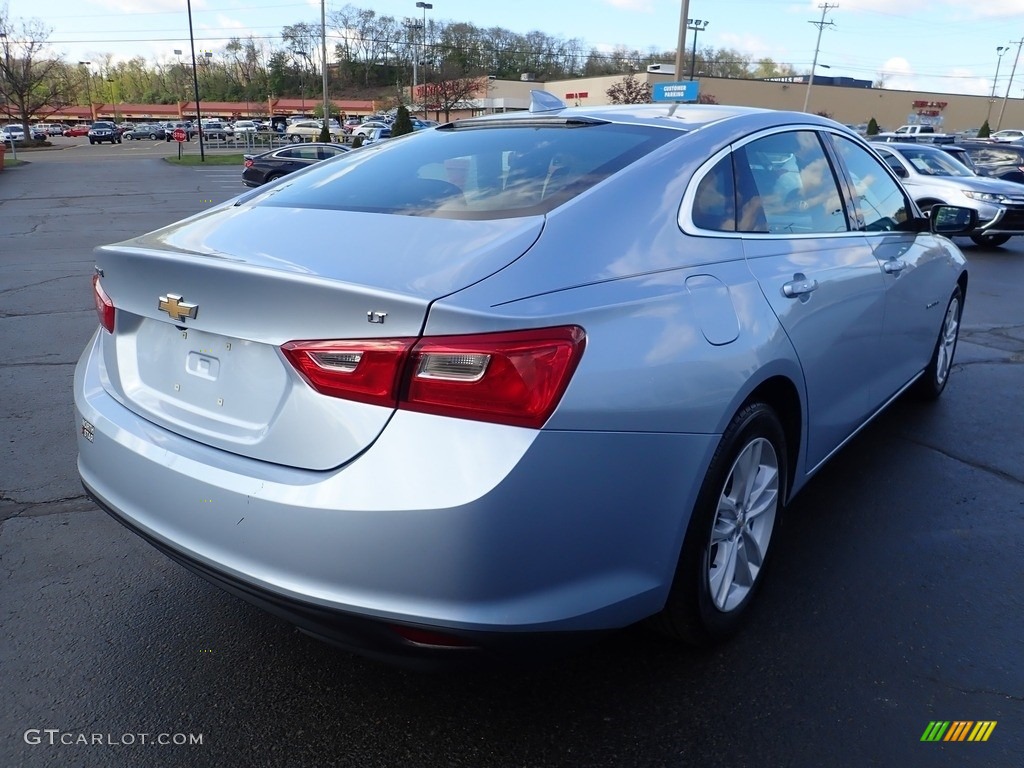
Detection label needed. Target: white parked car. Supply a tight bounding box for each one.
[351,120,391,138]
[231,120,259,135]
[989,129,1024,143]
[2,125,26,142]
[284,119,342,143]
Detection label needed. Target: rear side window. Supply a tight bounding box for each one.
[692,155,737,231]
[255,122,677,219]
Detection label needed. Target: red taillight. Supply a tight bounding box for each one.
[92,275,115,333]
[282,326,585,429]
[281,339,415,407]
[244,158,254,168]
[404,327,586,428]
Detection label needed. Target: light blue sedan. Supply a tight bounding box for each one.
[75,96,975,665]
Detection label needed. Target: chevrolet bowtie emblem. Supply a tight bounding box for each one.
[158,293,199,322]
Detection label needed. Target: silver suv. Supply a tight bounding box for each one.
[871,141,1024,247]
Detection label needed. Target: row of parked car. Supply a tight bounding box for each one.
[5,113,440,147]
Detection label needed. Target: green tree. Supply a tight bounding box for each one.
[391,104,414,136]
[866,117,879,136]
[605,73,651,105]
[977,119,991,139]
[0,16,72,138]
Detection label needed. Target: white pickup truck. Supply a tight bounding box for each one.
[875,124,956,144]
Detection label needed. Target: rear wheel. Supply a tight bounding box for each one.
[653,402,787,645]
[969,233,1012,247]
[913,285,963,400]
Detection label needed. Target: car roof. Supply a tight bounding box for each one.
[447,101,837,139]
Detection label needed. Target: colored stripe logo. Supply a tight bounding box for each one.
[921,721,997,742]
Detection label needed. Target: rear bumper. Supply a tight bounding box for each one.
[75,333,718,659]
[86,484,607,668]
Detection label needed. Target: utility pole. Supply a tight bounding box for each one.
[803,3,837,113]
[674,0,690,79]
[996,37,1024,131]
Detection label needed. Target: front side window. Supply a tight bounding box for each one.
[734,131,848,234]
[831,136,911,232]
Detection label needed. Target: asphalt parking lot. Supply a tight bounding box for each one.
[1,144,1022,768]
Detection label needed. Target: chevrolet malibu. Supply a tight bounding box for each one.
[76,99,975,665]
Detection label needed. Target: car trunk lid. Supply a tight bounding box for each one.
[92,204,544,470]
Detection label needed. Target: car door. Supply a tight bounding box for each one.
[734,129,889,471]
[829,133,957,403]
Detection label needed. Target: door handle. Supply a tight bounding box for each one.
[782,275,819,298]
[883,259,907,274]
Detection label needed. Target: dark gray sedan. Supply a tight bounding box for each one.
[242,142,350,187]
[123,123,166,140]
[76,99,975,666]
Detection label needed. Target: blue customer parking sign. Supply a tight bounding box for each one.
[652,81,700,102]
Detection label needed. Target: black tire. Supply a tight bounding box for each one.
[125,134,134,140]
[969,233,1012,247]
[89,139,95,145]
[149,133,157,140]
[913,285,963,400]
[264,173,283,184]
[653,402,787,646]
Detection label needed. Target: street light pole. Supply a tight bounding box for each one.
[321,0,330,133]
[173,48,185,104]
[186,0,206,161]
[986,47,1008,127]
[79,61,93,121]
[687,19,708,79]
[408,21,421,114]
[416,2,432,120]
[107,77,120,124]
[996,38,1023,132]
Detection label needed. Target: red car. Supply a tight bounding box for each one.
[62,125,91,137]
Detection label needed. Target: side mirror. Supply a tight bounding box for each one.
[928,205,978,236]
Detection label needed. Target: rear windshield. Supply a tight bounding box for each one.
[252,122,677,219]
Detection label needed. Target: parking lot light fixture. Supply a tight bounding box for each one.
[987,46,1009,127]
[187,0,206,161]
[78,61,93,120]
[416,2,432,119]
[687,19,709,80]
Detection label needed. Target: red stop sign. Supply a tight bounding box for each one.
[172,128,187,142]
